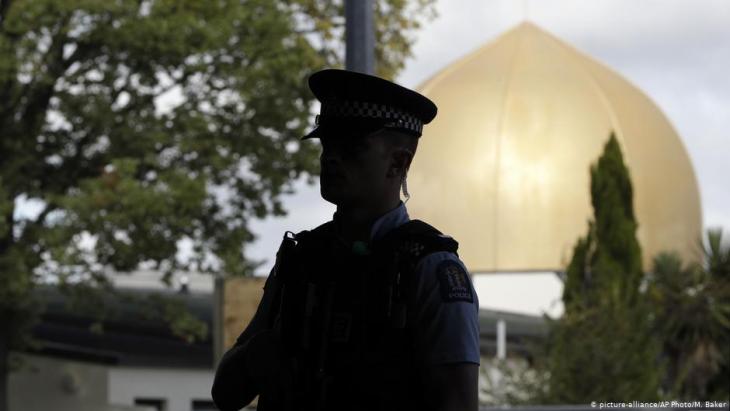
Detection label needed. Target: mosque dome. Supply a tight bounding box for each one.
[407,22,702,273]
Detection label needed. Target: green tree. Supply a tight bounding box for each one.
[647,230,730,401]
[545,133,662,403]
[0,0,435,409]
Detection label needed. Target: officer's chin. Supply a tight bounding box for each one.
[320,184,343,206]
[320,175,345,204]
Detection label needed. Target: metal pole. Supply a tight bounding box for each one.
[212,276,224,366]
[496,319,506,360]
[345,0,375,74]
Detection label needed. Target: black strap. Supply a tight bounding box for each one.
[369,219,459,331]
[374,219,459,270]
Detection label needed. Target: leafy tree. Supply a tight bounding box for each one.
[545,133,662,403]
[647,230,730,401]
[0,0,436,409]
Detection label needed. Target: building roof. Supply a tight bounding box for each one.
[407,22,702,272]
[30,285,547,367]
[31,286,214,368]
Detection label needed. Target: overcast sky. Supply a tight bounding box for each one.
[248,0,730,269]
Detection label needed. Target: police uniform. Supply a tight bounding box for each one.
[364,201,480,367]
[214,69,480,411]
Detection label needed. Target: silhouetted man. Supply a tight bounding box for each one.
[212,69,480,411]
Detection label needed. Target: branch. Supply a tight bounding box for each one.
[9,37,97,196]
[19,18,75,139]
[0,0,22,122]
[0,0,13,30]
[15,13,98,143]
[3,26,75,196]
[0,201,14,254]
[35,127,108,197]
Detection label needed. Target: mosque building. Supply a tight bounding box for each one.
[407,22,702,316]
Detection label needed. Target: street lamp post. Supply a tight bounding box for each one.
[345,0,375,74]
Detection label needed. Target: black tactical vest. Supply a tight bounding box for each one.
[259,220,458,411]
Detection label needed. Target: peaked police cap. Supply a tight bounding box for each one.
[302,69,438,140]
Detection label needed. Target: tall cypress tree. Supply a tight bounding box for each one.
[546,133,661,403]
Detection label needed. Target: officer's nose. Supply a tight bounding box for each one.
[319,138,342,166]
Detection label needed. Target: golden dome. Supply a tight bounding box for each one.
[408,22,702,273]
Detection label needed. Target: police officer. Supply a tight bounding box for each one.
[212,69,480,411]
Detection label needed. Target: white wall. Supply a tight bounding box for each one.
[8,353,169,411]
[473,272,564,317]
[9,353,109,411]
[8,353,156,411]
[108,367,216,411]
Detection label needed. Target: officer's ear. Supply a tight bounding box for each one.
[388,147,414,179]
[377,129,417,178]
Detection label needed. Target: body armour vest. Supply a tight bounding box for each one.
[258,220,458,411]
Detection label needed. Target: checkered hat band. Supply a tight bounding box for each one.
[318,100,423,135]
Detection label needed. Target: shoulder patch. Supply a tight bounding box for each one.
[436,259,474,303]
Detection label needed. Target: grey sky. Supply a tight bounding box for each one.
[247,0,730,284]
